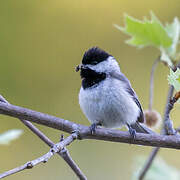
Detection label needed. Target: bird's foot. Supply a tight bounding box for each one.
[90,123,97,134]
[90,123,102,135]
[127,124,136,139]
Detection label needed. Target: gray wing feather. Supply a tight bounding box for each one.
[109,71,144,123]
[130,122,156,134]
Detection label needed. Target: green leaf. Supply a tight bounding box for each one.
[132,156,180,180]
[114,12,172,48]
[165,17,180,59]
[0,129,23,145]
[168,68,180,91]
[160,17,180,67]
[114,12,180,67]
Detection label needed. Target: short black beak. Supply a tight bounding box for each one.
[75,64,82,72]
[75,64,88,72]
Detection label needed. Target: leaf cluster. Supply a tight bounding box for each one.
[115,12,180,92]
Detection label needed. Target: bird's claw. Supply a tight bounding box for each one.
[127,124,136,139]
[129,128,136,139]
[90,123,97,135]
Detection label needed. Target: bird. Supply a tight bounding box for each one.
[76,47,154,137]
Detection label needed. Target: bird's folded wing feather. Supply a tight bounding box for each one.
[109,71,144,123]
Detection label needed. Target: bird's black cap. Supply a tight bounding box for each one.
[82,47,110,65]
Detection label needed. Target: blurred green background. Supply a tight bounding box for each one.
[0,0,180,179]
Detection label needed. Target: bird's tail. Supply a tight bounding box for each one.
[130,122,156,134]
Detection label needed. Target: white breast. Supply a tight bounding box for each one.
[79,77,140,128]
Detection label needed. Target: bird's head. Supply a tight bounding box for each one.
[76,47,120,79]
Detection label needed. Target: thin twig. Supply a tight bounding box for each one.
[139,147,159,180]
[137,57,161,180]
[138,61,180,180]
[163,91,180,135]
[138,85,174,180]
[21,120,87,180]
[59,134,87,180]
[0,133,77,179]
[0,95,87,180]
[149,56,160,110]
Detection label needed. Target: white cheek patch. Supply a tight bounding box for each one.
[86,56,121,74]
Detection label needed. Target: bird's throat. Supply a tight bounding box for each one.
[80,67,106,89]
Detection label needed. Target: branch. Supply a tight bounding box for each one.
[0,95,87,180]
[1,95,180,180]
[0,101,80,133]
[0,133,78,179]
[1,101,180,149]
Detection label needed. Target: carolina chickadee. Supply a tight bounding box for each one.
[76,47,154,137]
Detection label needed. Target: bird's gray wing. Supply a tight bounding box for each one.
[130,121,156,134]
[109,71,144,123]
